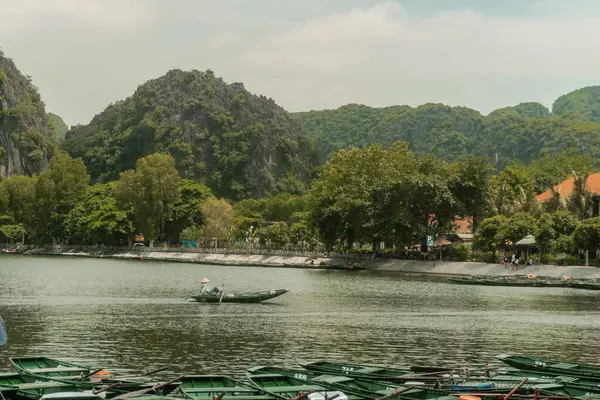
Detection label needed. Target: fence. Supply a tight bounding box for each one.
[0,242,374,260]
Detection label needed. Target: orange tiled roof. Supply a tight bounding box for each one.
[454,216,472,233]
[536,172,600,202]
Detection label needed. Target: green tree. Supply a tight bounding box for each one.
[35,151,90,242]
[448,156,493,231]
[255,222,290,249]
[574,217,600,253]
[201,197,235,241]
[1,176,37,235]
[474,215,508,253]
[64,183,132,245]
[534,213,555,261]
[116,153,181,246]
[163,179,213,243]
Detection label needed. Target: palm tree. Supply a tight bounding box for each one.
[568,172,594,220]
[514,185,542,216]
[544,186,568,213]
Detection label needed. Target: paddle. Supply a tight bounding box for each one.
[219,285,225,303]
[374,387,413,400]
[503,378,529,400]
[113,375,184,399]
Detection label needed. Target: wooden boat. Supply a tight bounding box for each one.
[497,354,600,379]
[448,276,571,288]
[10,357,92,380]
[178,375,282,400]
[299,361,413,380]
[247,373,358,400]
[189,289,289,304]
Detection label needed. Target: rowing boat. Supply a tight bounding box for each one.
[178,375,283,400]
[10,358,92,380]
[497,355,600,380]
[299,361,413,380]
[247,373,355,400]
[189,289,289,304]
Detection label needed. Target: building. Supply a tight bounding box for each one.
[535,172,600,217]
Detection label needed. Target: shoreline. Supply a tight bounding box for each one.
[4,246,600,278]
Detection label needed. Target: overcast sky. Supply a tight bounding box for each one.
[1,0,600,126]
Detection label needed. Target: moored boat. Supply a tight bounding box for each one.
[10,357,93,380]
[178,375,281,400]
[189,289,289,304]
[247,373,353,400]
[497,354,600,380]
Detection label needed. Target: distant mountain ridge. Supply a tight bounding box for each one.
[293,86,600,167]
[62,69,317,200]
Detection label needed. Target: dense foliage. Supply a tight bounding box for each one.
[62,69,318,200]
[294,89,600,169]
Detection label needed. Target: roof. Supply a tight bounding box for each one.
[536,172,600,202]
[454,216,472,234]
[515,234,536,247]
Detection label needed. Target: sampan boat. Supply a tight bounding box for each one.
[178,375,283,400]
[497,354,600,380]
[189,289,289,304]
[10,357,92,380]
[247,372,356,400]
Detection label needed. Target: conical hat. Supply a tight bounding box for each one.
[200,277,209,284]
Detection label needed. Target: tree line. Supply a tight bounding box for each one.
[1,143,599,265]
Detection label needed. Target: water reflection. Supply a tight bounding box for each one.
[0,255,599,375]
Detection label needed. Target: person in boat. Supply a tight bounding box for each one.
[200,278,224,296]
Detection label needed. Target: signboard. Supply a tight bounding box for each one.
[426,235,434,247]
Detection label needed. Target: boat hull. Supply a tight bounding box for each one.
[189,289,289,303]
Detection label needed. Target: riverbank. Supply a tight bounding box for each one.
[6,246,600,278]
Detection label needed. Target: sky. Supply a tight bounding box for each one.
[1,0,600,126]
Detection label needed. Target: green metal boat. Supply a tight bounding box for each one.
[299,361,418,380]
[247,373,359,400]
[189,289,289,304]
[178,375,282,400]
[497,354,600,380]
[10,357,93,380]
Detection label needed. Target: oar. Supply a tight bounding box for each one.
[115,366,170,381]
[215,392,226,400]
[113,375,184,399]
[374,387,414,400]
[504,378,528,400]
[92,382,123,395]
[325,394,340,400]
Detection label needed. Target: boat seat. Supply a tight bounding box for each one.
[27,368,86,373]
[554,376,580,383]
[182,387,259,393]
[16,383,71,389]
[550,363,578,369]
[354,367,382,374]
[263,385,317,392]
[313,376,353,384]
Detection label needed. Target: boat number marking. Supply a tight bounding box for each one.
[294,373,308,381]
[342,366,354,373]
[534,361,547,367]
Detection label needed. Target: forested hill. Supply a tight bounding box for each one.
[293,87,600,166]
[62,69,318,200]
[0,49,56,178]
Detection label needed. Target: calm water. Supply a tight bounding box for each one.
[0,254,599,376]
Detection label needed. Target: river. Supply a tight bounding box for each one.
[0,255,599,376]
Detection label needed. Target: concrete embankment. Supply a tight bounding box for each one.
[24,247,347,268]
[363,259,600,278]
[16,247,600,278]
